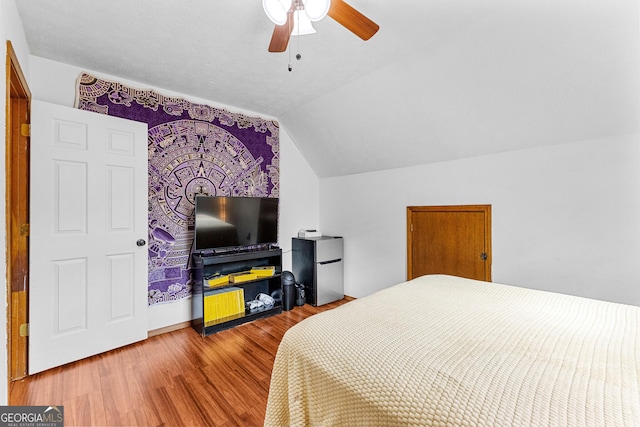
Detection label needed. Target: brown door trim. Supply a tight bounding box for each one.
[407,204,492,281]
[6,40,31,381]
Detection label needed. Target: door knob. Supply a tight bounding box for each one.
[136,239,146,247]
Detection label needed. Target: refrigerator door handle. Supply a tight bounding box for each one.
[318,259,342,265]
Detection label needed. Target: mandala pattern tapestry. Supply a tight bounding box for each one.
[75,72,279,306]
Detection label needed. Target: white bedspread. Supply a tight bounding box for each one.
[265,275,640,426]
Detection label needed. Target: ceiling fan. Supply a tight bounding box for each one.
[263,0,380,53]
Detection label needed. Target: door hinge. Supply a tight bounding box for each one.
[19,323,29,337]
[21,123,30,137]
[480,253,488,261]
[410,223,414,232]
[20,223,29,237]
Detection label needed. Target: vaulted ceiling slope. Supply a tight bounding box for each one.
[16,0,639,178]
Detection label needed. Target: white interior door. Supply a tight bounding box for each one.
[29,100,148,374]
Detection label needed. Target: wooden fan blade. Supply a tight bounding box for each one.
[268,12,293,52]
[328,0,379,41]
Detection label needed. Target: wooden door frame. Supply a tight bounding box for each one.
[407,204,492,281]
[5,41,31,380]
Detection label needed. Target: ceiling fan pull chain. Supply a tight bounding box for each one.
[288,13,293,72]
[295,4,303,65]
[297,21,302,62]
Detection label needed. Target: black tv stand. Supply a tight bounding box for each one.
[191,248,283,336]
[196,244,279,257]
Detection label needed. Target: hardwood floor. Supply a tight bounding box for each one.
[9,297,353,426]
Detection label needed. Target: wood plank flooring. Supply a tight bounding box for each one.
[9,297,353,427]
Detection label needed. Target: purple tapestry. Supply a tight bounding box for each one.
[74,72,279,306]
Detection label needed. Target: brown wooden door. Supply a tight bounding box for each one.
[407,205,491,281]
[6,41,31,380]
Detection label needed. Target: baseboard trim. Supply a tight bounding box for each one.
[148,321,192,337]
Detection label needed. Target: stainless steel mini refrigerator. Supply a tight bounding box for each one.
[292,236,344,306]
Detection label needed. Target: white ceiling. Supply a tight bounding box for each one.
[15,0,639,177]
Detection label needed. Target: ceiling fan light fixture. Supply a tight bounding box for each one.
[266,0,378,53]
[291,10,316,35]
[302,0,331,22]
[263,0,292,26]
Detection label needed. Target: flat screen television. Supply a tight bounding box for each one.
[194,196,279,252]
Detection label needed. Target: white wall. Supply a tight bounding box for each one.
[1,0,33,406]
[320,134,640,307]
[28,56,320,331]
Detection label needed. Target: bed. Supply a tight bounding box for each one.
[264,275,640,426]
